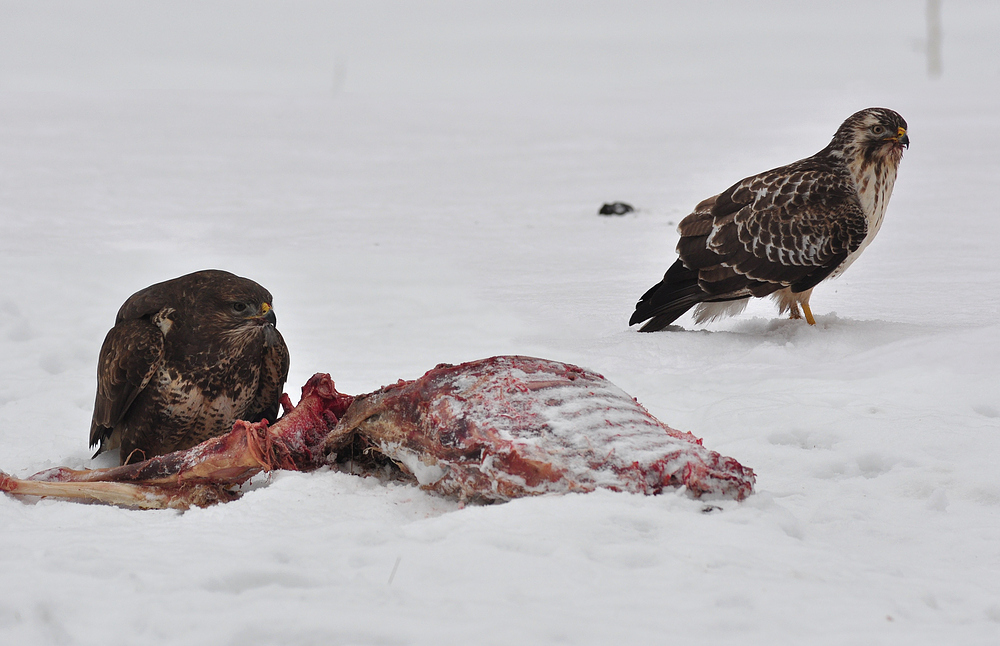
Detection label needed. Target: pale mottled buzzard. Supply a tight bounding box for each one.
[630,107,908,331]
[90,270,290,465]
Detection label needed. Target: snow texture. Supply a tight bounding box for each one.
[1,1,999,644]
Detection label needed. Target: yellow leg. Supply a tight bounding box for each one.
[802,302,816,325]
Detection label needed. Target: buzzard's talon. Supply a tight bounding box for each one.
[802,303,817,326]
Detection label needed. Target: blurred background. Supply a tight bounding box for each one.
[0,0,997,409]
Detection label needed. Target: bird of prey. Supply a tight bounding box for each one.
[629,107,908,331]
[89,270,290,465]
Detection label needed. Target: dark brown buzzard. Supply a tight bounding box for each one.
[630,107,908,331]
[89,270,290,465]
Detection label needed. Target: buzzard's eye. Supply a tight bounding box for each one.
[871,124,885,135]
[232,302,248,313]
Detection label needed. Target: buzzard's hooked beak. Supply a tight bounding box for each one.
[894,126,909,149]
[255,302,277,326]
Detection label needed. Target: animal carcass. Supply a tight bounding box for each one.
[1,356,754,509]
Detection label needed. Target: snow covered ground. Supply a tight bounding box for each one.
[2,1,999,643]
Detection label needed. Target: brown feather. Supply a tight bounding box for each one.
[630,107,907,330]
[89,319,165,449]
[90,270,290,464]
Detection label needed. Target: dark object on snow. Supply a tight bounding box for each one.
[3,356,755,509]
[599,202,634,216]
[90,270,289,465]
[629,107,909,331]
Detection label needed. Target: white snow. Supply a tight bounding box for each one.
[1,0,999,643]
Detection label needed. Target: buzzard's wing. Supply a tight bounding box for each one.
[678,165,869,296]
[115,279,183,323]
[89,319,165,451]
[248,325,290,424]
[631,163,869,331]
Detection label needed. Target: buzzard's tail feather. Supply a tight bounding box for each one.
[89,423,119,459]
[630,260,706,332]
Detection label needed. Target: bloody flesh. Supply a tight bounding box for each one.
[1,374,352,509]
[2,356,754,509]
[326,356,754,501]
